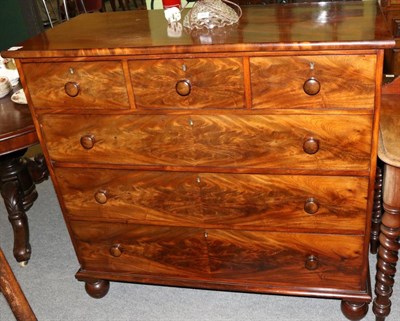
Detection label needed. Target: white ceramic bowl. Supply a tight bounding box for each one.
[0,77,12,98]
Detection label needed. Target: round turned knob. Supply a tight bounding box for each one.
[303,78,320,96]
[80,134,96,150]
[110,244,122,257]
[304,197,319,215]
[176,79,191,96]
[305,255,319,270]
[64,81,80,97]
[94,190,108,204]
[303,137,320,155]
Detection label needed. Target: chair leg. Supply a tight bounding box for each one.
[78,0,87,12]
[0,248,37,321]
[101,0,107,11]
[371,163,384,254]
[62,0,70,20]
[373,164,400,321]
[108,0,116,10]
[118,0,126,10]
[40,0,54,28]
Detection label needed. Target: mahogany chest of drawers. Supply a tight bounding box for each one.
[3,2,394,320]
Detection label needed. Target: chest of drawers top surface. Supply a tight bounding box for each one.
[2,1,394,59]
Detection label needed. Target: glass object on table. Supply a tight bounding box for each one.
[183,0,241,29]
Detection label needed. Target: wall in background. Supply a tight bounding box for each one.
[0,0,43,51]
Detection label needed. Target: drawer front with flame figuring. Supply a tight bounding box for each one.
[56,168,368,234]
[22,61,129,109]
[250,55,376,109]
[71,220,364,292]
[39,113,372,171]
[129,57,245,109]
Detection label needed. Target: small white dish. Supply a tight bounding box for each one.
[0,62,19,86]
[0,76,12,98]
[11,88,27,104]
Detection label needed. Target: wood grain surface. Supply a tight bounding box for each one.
[0,87,38,156]
[129,58,244,109]
[1,2,394,59]
[40,114,372,170]
[250,55,376,109]
[22,61,129,109]
[3,1,391,308]
[56,168,368,234]
[70,221,364,290]
[0,248,36,321]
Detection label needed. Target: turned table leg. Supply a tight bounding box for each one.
[371,164,384,254]
[1,179,31,265]
[0,150,48,264]
[373,164,400,321]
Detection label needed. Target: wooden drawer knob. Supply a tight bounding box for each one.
[304,197,319,214]
[176,79,191,96]
[110,244,122,257]
[303,137,320,154]
[305,255,319,270]
[64,81,80,97]
[94,190,108,204]
[303,78,320,96]
[80,134,96,149]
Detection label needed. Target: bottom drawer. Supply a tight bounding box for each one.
[70,221,364,291]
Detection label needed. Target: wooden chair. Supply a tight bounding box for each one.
[372,76,400,321]
[109,0,145,10]
[109,0,124,10]
[0,248,37,321]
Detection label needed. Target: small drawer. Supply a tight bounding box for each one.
[129,58,245,109]
[56,168,368,234]
[39,113,372,171]
[250,55,376,109]
[22,61,129,109]
[70,221,364,291]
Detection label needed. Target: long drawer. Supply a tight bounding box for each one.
[70,221,364,291]
[40,114,372,170]
[56,168,368,234]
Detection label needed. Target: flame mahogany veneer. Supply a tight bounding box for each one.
[2,2,395,320]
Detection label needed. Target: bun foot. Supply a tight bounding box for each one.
[84,279,110,299]
[341,301,369,321]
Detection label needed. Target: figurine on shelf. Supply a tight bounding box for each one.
[163,0,182,23]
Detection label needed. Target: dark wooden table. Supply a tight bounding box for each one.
[0,87,47,265]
